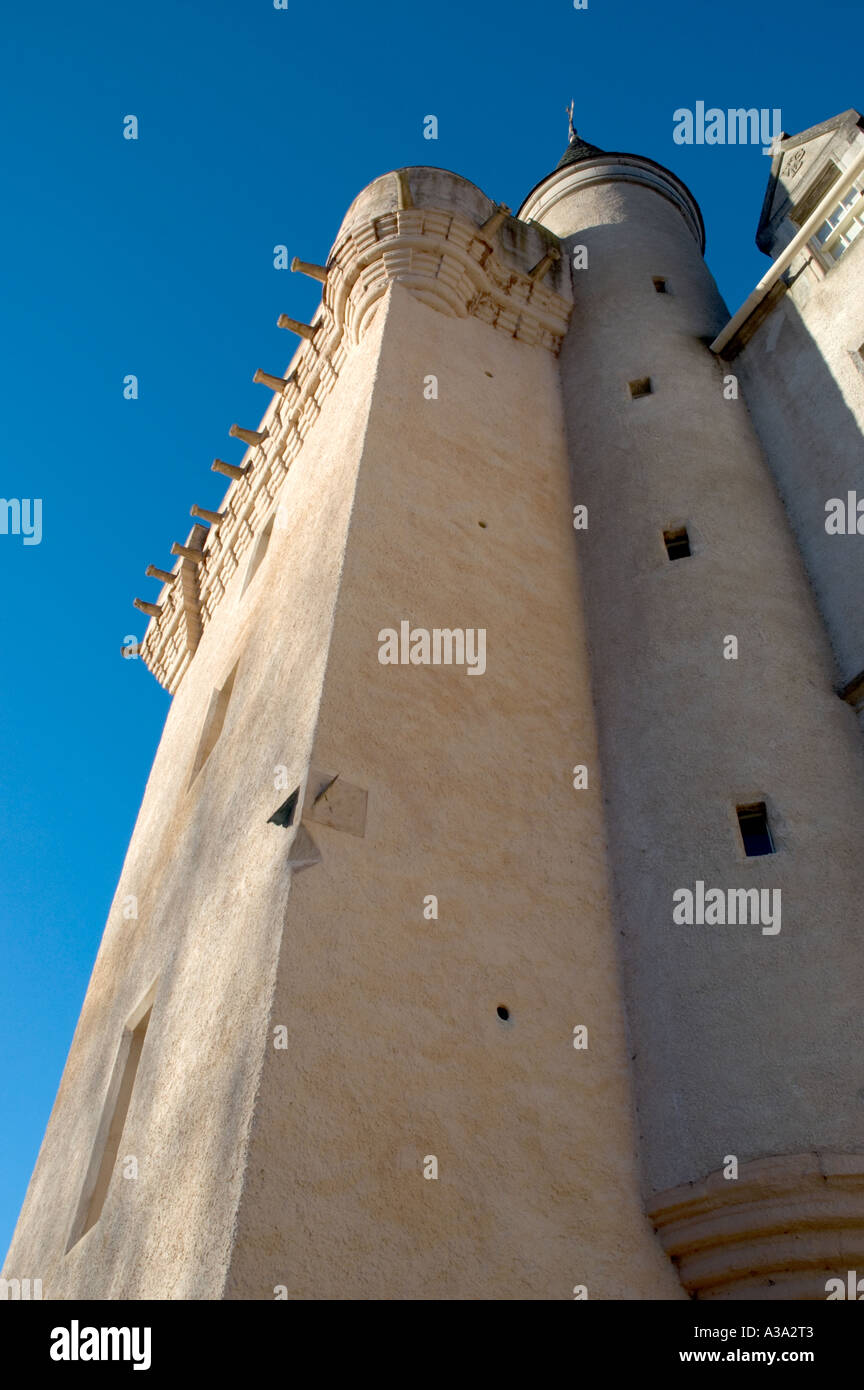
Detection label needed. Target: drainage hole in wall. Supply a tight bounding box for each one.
[497,1005,510,1021]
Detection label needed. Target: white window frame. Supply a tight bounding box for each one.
[811,179,864,267]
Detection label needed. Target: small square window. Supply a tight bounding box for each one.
[629,377,652,399]
[652,277,668,293]
[737,802,775,857]
[663,526,691,561]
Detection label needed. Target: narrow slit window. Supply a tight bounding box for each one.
[190,661,239,783]
[629,377,652,399]
[663,526,691,560]
[737,802,775,857]
[67,998,153,1249]
[242,514,275,596]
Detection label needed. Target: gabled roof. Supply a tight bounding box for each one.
[756,109,864,255]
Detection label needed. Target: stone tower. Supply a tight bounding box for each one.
[5,116,864,1301]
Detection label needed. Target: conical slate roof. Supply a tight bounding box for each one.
[518,119,705,254]
[556,132,604,169]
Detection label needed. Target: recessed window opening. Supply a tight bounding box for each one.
[795,160,864,265]
[268,787,300,828]
[190,661,239,783]
[652,276,668,293]
[629,377,652,399]
[241,514,276,596]
[837,666,864,712]
[737,802,775,857]
[790,161,841,227]
[67,991,155,1250]
[663,526,691,561]
[813,179,864,264]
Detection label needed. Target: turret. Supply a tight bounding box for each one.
[520,125,864,1297]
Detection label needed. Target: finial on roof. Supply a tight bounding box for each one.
[556,105,604,170]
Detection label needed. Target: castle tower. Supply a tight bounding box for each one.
[5,120,864,1302]
[520,126,864,1297]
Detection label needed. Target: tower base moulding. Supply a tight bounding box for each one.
[648,1152,864,1299]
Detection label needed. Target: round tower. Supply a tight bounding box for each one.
[520,129,864,1298]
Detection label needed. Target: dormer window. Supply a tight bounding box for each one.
[789,162,841,227]
[813,179,864,265]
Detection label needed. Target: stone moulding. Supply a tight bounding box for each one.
[648,1152,864,1299]
[138,182,573,693]
[519,153,706,251]
[329,208,572,351]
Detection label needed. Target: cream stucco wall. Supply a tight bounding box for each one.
[4,165,683,1300]
[11,142,863,1303]
[736,152,864,688]
[523,164,864,1215]
[3,295,387,1298]
[224,280,681,1299]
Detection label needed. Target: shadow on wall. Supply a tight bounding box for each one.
[734,288,864,692]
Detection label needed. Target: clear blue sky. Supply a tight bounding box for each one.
[0,0,857,1259]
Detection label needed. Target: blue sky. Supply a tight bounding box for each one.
[0,0,858,1258]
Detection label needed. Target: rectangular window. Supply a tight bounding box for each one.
[67,989,155,1249]
[812,178,864,266]
[737,802,775,857]
[652,277,668,293]
[629,377,652,399]
[663,526,691,560]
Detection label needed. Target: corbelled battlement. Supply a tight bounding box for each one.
[135,167,573,692]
